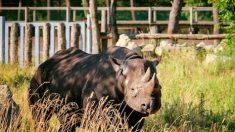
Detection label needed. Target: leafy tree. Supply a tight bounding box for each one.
[213,0,235,55]
[185,0,211,6]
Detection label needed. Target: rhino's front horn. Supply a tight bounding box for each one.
[142,67,151,82]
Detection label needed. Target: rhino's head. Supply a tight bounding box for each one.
[110,57,161,115]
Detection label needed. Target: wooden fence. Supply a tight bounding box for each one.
[0,16,87,66]
[0,6,227,30]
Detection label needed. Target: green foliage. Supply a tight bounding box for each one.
[185,0,212,6]
[213,0,235,56]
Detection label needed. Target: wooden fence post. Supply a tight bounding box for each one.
[10,23,19,64]
[90,0,101,53]
[25,7,28,22]
[47,0,51,21]
[24,24,33,66]
[213,5,220,45]
[43,23,50,61]
[71,23,80,48]
[66,6,71,22]
[101,9,108,51]
[57,23,66,51]
[0,16,5,63]
[189,7,193,34]
[101,9,107,33]
[150,26,157,44]
[86,14,92,53]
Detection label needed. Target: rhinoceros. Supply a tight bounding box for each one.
[28,46,161,131]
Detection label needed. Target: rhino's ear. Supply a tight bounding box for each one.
[152,57,161,67]
[109,57,122,72]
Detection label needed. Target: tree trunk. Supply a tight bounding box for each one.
[0,0,2,15]
[66,0,71,7]
[89,0,101,53]
[66,0,71,21]
[110,0,118,45]
[167,0,183,34]
[130,0,135,21]
[106,0,110,31]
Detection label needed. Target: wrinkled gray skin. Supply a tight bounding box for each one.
[28,46,161,131]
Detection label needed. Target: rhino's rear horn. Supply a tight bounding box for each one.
[150,73,156,85]
[142,67,151,82]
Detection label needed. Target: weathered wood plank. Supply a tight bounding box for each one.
[50,25,55,56]
[34,26,40,66]
[19,25,24,65]
[0,17,5,63]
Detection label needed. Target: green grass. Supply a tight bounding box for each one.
[1,49,235,131]
[144,50,235,131]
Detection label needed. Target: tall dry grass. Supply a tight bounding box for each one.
[0,48,235,131]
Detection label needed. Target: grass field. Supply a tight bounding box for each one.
[0,48,235,131]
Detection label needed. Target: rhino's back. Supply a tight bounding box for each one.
[28,47,116,107]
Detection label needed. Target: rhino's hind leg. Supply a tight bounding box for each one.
[30,93,65,131]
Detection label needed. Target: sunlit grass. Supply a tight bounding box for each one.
[144,49,235,131]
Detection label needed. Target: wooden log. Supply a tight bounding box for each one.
[24,24,33,66]
[90,0,101,53]
[71,23,80,48]
[43,23,50,60]
[57,23,66,51]
[10,23,19,64]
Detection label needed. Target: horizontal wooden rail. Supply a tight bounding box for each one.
[102,33,227,40]
[0,6,219,22]
[0,6,213,11]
